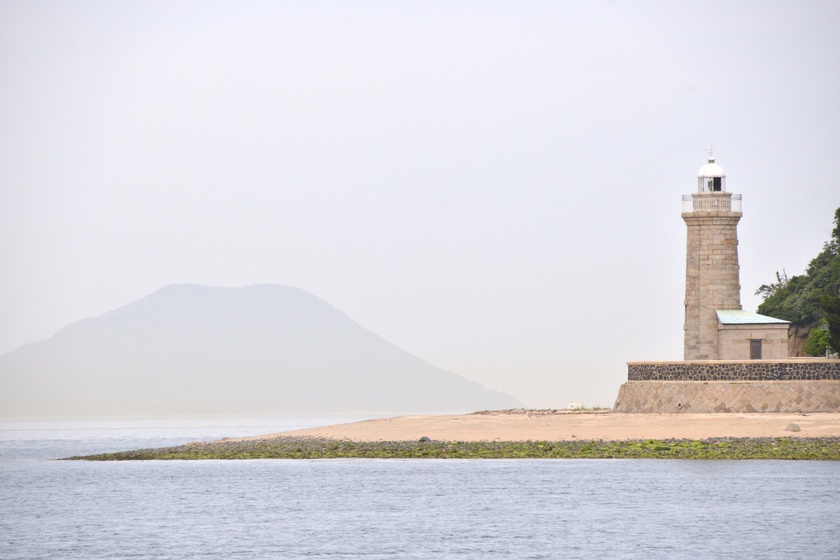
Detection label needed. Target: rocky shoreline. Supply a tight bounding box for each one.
[66,436,840,461]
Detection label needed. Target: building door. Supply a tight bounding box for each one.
[750,339,762,360]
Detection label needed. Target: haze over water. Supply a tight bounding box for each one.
[2,2,838,408]
[2,4,838,557]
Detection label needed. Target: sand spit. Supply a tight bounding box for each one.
[66,410,840,460]
[237,410,840,443]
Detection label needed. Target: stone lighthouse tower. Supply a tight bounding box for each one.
[682,154,743,360]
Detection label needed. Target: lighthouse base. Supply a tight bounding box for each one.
[613,380,840,413]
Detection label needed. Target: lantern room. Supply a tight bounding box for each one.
[697,158,726,193]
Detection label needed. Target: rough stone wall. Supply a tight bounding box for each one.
[788,323,812,357]
[627,360,840,381]
[683,204,742,360]
[613,380,840,413]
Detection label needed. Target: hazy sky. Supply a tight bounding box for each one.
[2,1,838,408]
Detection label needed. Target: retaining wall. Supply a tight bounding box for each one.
[613,380,840,413]
[628,360,840,381]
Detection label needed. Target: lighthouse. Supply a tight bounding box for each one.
[682,154,742,359]
[681,153,788,360]
[612,154,831,414]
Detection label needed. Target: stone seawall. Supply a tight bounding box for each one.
[613,380,840,413]
[628,360,840,381]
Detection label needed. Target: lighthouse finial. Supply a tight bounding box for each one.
[706,146,715,162]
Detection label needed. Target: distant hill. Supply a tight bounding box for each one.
[0,284,521,417]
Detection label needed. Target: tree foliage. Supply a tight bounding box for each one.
[804,321,830,357]
[821,293,840,353]
[756,208,840,350]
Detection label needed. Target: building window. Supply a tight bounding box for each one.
[750,339,762,360]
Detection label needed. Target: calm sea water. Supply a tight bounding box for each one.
[1,417,839,560]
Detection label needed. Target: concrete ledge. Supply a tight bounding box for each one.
[613,381,840,413]
[628,359,840,381]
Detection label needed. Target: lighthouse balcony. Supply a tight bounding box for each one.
[682,193,742,213]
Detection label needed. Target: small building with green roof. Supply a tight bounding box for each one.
[715,309,790,360]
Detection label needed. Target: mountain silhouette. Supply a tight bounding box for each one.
[0,284,521,417]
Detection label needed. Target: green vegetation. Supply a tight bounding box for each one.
[821,293,840,354]
[65,436,840,461]
[756,207,840,355]
[805,320,831,357]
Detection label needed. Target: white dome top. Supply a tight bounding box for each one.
[698,159,725,178]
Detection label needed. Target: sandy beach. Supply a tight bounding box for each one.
[242,410,840,442]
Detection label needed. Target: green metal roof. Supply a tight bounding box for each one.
[715,309,790,325]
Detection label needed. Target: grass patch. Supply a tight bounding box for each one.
[64,437,840,461]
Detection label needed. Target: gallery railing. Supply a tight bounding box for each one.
[682,193,742,213]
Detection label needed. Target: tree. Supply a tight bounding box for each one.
[804,321,830,356]
[755,270,788,300]
[756,207,840,354]
[821,293,840,354]
[833,207,840,240]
